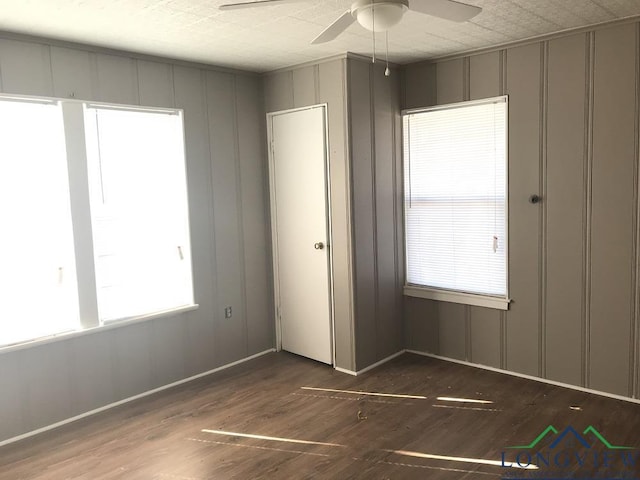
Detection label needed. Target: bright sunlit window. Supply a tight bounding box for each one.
[0,99,80,345]
[0,94,195,348]
[85,106,193,322]
[403,97,508,307]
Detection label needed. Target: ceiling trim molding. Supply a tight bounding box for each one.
[263,51,401,76]
[263,52,351,76]
[426,13,640,64]
[0,29,260,77]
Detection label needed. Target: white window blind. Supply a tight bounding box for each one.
[0,99,80,345]
[85,106,193,323]
[403,97,507,299]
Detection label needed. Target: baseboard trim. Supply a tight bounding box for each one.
[334,366,357,376]
[334,350,405,376]
[8,347,635,448]
[406,349,640,406]
[0,348,276,448]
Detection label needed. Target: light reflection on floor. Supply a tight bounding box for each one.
[196,427,535,476]
[201,429,344,447]
[436,396,494,404]
[300,386,428,399]
[385,449,539,470]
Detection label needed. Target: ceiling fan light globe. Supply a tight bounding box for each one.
[355,3,407,32]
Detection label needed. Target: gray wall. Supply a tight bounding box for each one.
[0,35,273,443]
[264,58,356,371]
[263,57,404,371]
[5,16,637,445]
[347,59,404,370]
[403,21,640,399]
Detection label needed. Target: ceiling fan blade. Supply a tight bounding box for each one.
[409,0,481,22]
[219,0,308,11]
[311,10,355,44]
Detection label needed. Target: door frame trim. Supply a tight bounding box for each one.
[266,104,336,366]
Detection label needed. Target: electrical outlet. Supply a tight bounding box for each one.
[224,306,232,319]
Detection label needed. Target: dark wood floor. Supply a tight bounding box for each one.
[1,352,639,479]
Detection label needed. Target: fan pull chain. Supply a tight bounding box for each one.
[385,30,390,76]
[372,2,376,63]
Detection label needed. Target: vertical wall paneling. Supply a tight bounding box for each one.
[468,51,502,368]
[0,39,53,96]
[391,66,404,355]
[347,59,404,368]
[137,60,175,108]
[404,297,439,353]
[264,70,294,112]
[22,342,73,432]
[469,52,500,100]
[462,57,471,360]
[436,58,464,105]
[93,53,139,105]
[318,59,355,371]
[463,57,470,101]
[540,42,549,377]
[583,32,596,388]
[206,71,248,366]
[292,66,317,107]
[51,47,93,100]
[635,23,640,400]
[499,49,508,370]
[173,66,217,377]
[589,24,636,396]
[0,352,24,440]
[265,57,403,371]
[236,75,273,354]
[373,63,401,359]
[69,331,116,416]
[402,62,436,109]
[469,307,501,367]
[112,322,152,399]
[504,43,542,376]
[545,33,587,386]
[264,59,359,370]
[393,68,405,345]
[0,35,271,444]
[348,59,377,368]
[150,315,186,388]
[438,303,467,360]
[402,21,640,402]
[401,62,438,355]
[434,58,467,361]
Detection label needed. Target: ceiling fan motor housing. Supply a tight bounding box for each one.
[351,0,409,32]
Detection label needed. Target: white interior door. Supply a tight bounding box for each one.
[269,106,333,365]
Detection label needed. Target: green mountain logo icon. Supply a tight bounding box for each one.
[506,425,634,450]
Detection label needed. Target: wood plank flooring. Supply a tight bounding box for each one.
[1,352,639,479]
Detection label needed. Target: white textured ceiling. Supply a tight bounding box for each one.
[0,0,639,72]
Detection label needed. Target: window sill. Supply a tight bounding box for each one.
[403,285,510,311]
[0,304,199,355]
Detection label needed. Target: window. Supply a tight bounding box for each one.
[0,99,80,345]
[402,97,509,310]
[0,95,195,348]
[85,107,193,322]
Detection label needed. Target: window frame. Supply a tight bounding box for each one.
[0,97,80,344]
[0,93,198,352]
[401,96,511,311]
[83,103,195,324]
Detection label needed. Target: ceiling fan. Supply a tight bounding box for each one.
[218,0,482,44]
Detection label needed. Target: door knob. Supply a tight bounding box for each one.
[314,242,325,250]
